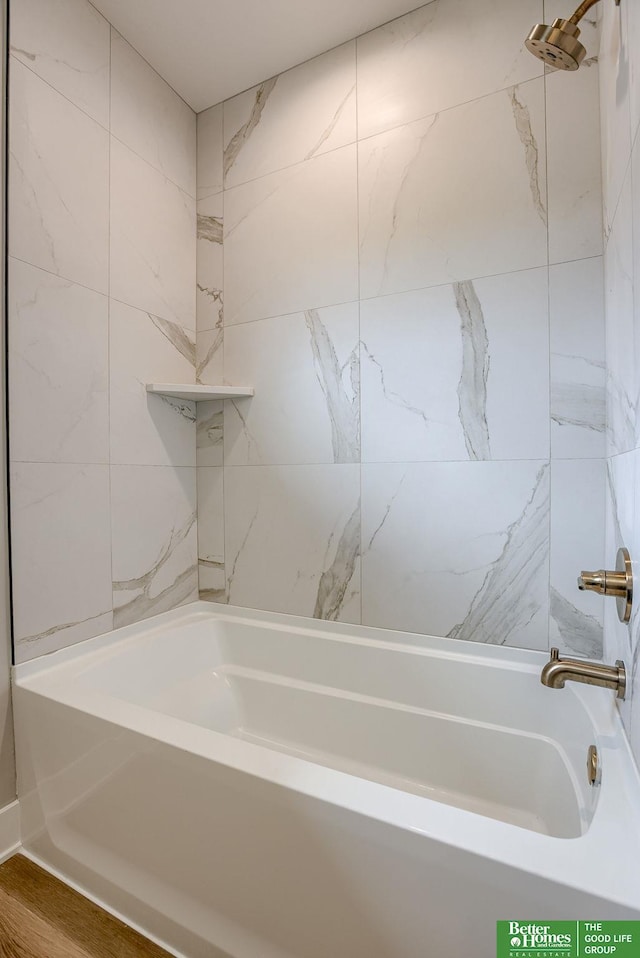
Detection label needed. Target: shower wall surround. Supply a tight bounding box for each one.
[599,0,640,762]
[8,0,198,663]
[195,0,607,654]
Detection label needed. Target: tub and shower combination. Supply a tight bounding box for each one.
[12,603,640,958]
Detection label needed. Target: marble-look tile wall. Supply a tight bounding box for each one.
[196,0,606,654]
[599,0,640,763]
[8,0,198,663]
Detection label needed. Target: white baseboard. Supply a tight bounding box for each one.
[0,800,20,862]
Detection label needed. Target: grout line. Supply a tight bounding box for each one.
[9,52,197,201]
[354,35,363,628]
[221,76,546,197]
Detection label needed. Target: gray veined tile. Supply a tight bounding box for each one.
[223,42,356,188]
[197,401,224,467]
[224,465,361,622]
[9,258,109,464]
[111,466,198,629]
[197,466,225,602]
[360,269,549,463]
[550,588,603,658]
[9,58,109,294]
[11,462,113,663]
[447,463,549,646]
[361,460,550,650]
[10,0,110,127]
[358,79,547,301]
[224,145,358,326]
[224,303,359,466]
[197,194,224,333]
[196,326,224,385]
[110,300,196,467]
[356,0,544,140]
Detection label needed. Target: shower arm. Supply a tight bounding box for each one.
[569,0,619,25]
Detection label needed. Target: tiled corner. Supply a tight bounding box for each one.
[197,193,223,333]
[197,401,224,468]
[223,41,356,189]
[111,466,198,629]
[197,466,225,601]
[110,138,196,328]
[197,103,223,201]
[109,300,196,467]
[111,30,196,196]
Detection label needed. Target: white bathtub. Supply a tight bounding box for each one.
[13,603,640,958]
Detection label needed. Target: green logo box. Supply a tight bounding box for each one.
[497,921,640,958]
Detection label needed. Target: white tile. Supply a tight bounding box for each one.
[111,31,196,196]
[9,58,109,293]
[358,80,547,301]
[357,0,544,140]
[225,465,361,622]
[197,466,225,594]
[224,303,359,465]
[10,0,110,127]
[549,459,604,658]
[605,170,635,456]
[628,0,640,141]
[197,104,223,201]
[9,258,109,464]
[224,145,358,326]
[361,269,549,463]
[550,257,606,459]
[11,462,112,662]
[110,300,196,467]
[196,326,223,385]
[197,194,223,334]
[604,451,636,733]
[546,62,603,263]
[110,138,196,327]
[599,0,632,234]
[223,42,356,188]
[111,466,198,628]
[197,400,224,468]
[361,460,550,649]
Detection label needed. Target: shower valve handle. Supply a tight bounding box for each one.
[577,548,633,623]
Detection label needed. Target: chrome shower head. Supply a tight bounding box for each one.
[525,18,586,71]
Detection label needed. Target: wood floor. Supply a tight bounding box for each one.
[0,854,173,958]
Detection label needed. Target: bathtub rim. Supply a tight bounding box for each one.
[13,601,640,913]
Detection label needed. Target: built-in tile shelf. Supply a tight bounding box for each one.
[146,384,254,401]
